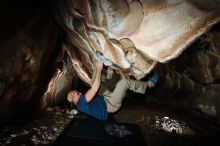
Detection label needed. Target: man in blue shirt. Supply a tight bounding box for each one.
[67,61,158,121]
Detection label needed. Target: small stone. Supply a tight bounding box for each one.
[48,136,53,140]
[69,115,74,119]
[11,134,17,138]
[21,130,29,135]
[53,127,58,132]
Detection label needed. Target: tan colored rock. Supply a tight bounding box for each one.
[54,0,220,84]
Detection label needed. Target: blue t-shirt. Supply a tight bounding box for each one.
[77,95,108,120]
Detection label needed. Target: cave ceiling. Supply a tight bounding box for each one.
[54,0,220,83]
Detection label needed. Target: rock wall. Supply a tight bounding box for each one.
[0,0,62,126]
[154,24,220,117]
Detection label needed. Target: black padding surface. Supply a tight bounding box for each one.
[52,118,147,146]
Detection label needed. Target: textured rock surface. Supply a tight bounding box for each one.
[0,0,61,126]
[153,26,220,117]
[53,0,220,83]
[0,0,220,126]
